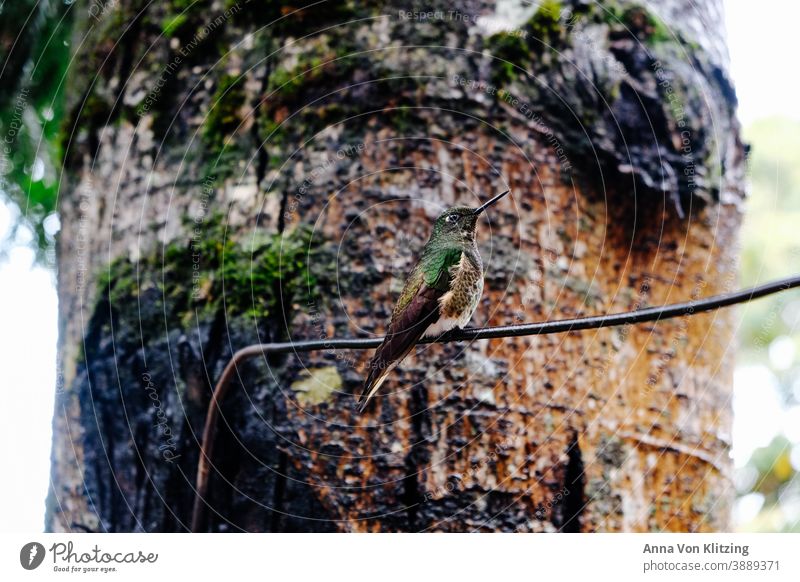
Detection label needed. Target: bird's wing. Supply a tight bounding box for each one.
[358,282,443,412]
[357,248,462,413]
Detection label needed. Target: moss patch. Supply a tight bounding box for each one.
[259,37,362,133]
[606,4,672,44]
[160,0,213,38]
[202,73,247,162]
[486,31,530,86]
[529,0,564,46]
[96,214,331,343]
[486,0,566,85]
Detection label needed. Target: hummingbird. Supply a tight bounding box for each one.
[357,189,510,412]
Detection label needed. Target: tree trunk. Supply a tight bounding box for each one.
[48,0,745,532]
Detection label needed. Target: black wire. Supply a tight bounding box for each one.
[235,274,800,356]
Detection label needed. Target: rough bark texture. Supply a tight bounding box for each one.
[49,0,745,532]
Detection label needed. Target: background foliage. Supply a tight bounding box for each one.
[735,117,800,531]
[0,0,72,263]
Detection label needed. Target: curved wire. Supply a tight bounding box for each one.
[191,273,800,531]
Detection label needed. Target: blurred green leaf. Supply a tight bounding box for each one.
[0,0,73,264]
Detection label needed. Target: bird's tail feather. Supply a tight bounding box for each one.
[356,333,421,413]
[357,283,442,413]
[358,342,422,414]
[357,368,392,413]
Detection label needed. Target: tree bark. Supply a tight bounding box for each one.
[49,0,745,532]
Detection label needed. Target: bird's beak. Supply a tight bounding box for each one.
[472,190,509,215]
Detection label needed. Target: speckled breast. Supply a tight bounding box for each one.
[441,249,483,321]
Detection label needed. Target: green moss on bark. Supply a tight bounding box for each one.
[202,73,247,161]
[596,3,673,45]
[95,217,330,346]
[486,31,529,86]
[529,0,564,47]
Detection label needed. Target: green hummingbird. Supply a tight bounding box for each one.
[357,189,510,412]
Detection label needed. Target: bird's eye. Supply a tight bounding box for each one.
[446,215,457,223]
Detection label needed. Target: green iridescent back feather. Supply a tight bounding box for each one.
[392,245,461,319]
[422,245,461,289]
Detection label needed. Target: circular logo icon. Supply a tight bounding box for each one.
[19,542,46,570]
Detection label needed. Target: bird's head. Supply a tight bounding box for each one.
[432,190,509,244]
